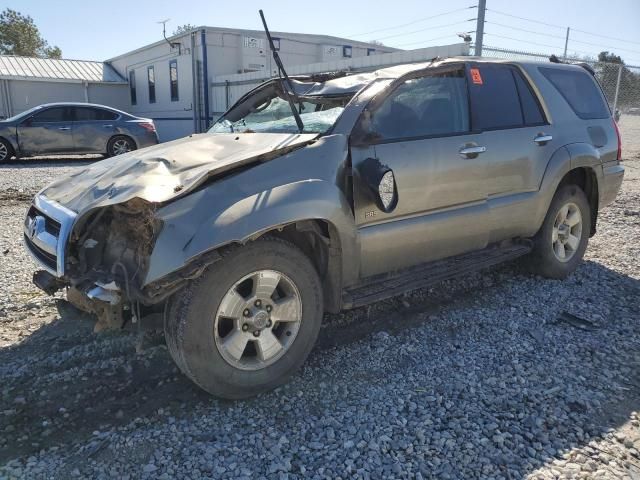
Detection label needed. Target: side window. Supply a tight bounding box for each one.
[129,71,137,106]
[513,70,545,125]
[539,67,609,119]
[369,69,470,141]
[147,66,156,104]
[73,107,97,121]
[169,60,179,102]
[95,109,118,121]
[31,107,69,123]
[468,64,522,130]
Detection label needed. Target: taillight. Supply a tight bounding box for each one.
[139,122,156,133]
[613,118,622,162]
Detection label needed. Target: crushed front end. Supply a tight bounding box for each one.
[24,194,161,330]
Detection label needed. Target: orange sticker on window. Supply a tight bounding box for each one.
[470,68,483,85]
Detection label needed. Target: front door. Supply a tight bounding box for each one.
[17,106,74,155]
[351,66,491,278]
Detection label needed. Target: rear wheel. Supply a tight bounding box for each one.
[106,135,136,157]
[0,138,14,162]
[529,184,591,279]
[165,238,323,399]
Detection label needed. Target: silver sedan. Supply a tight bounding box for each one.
[0,102,159,162]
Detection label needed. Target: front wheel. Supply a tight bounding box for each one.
[528,184,591,279]
[165,238,323,399]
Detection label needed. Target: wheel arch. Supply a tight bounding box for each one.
[142,179,359,311]
[0,135,16,158]
[107,134,137,154]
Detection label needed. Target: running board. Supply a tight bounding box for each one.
[343,242,532,309]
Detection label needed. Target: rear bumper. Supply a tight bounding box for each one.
[134,132,160,149]
[600,162,625,208]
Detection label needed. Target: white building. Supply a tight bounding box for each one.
[107,26,397,140]
[0,56,128,119]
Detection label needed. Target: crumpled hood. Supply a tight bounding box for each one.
[40,132,317,214]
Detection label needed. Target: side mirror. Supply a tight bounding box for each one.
[358,157,398,213]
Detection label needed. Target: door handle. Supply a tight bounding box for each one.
[534,134,552,145]
[58,127,70,131]
[459,145,486,159]
[103,124,114,128]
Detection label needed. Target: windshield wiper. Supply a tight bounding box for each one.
[259,9,304,133]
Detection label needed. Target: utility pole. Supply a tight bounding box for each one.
[562,27,570,61]
[475,0,487,56]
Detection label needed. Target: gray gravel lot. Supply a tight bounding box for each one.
[0,120,639,479]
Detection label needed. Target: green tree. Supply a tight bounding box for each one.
[173,24,197,36]
[0,8,61,58]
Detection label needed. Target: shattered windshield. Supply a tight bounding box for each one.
[210,88,350,134]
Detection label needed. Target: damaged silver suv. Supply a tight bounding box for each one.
[24,58,624,399]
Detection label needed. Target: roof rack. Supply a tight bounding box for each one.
[549,54,596,76]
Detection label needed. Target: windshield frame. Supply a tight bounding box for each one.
[209,80,354,136]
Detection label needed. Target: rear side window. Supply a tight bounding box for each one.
[539,67,610,119]
[468,65,522,130]
[74,108,118,121]
[513,70,545,125]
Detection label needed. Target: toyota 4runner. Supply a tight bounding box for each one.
[24,57,624,398]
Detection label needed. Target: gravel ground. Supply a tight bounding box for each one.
[0,120,639,479]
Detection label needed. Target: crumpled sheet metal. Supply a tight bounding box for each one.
[40,132,317,214]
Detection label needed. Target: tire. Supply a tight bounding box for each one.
[528,184,591,279]
[165,237,323,399]
[0,138,14,162]
[106,135,136,157]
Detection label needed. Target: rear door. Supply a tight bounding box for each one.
[17,107,74,155]
[72,107,119,153]
[465,63,554,242]
[351,65,491,278]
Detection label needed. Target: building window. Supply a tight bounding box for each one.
[169,60,179,102]
[343,45,352,58]
[129,71,136,105]
[147,65,156,104]
[367,48,376,56]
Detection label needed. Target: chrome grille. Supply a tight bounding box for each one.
[23,195,77,276]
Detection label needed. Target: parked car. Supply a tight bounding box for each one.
[24,58,624,399]
[0,102,158,161]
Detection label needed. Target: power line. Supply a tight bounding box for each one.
[486,21,567,41]
[484,33,598,55]
[487,8,640,48]
[486,9,565,29]
[345,6,477,38]
[374,20,474,42]
[570,28,640,47]
[392,32,474,48]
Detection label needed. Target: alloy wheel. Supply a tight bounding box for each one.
[112,139,132,155]
[0,143,8,161]
[551,201,582,262]
[214,270,303,371]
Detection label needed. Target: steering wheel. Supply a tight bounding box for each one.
[250,99,272,113]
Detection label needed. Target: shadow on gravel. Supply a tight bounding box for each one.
[0,155,101,166]
[0,260,639,477]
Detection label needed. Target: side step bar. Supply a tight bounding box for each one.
[343,242,532,309]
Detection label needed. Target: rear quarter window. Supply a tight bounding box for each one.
[539,67,610,120]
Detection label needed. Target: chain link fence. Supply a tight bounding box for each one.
[475,46,640,117]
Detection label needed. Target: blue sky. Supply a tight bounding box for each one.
[7,0,640,65]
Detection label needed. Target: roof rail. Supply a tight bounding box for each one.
[549,55,596,76]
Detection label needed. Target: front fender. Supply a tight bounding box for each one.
[144,179,358,287]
